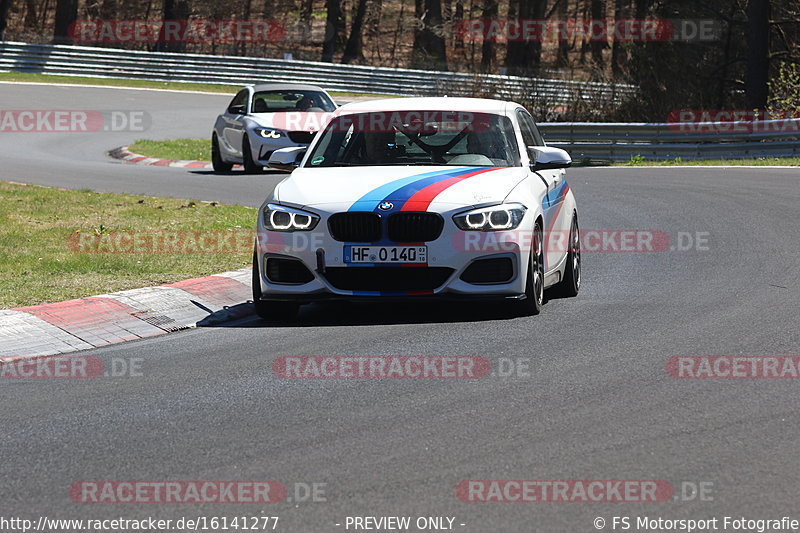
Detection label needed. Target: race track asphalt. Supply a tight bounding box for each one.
[2,83,799,531]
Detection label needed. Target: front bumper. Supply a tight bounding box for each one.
[249,133,311,163]
[254,208,533,302]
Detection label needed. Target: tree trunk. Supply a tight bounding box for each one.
[505,0,546,75]
[411,0,448,69]
[53,0,78,44]
[299,0,314,42]
[365,0,383,62]
[342,0,369,63]
[590,0,606,68]
[241,0,252,55]
[23,0,38,30]
[480,0,497,71]
[322,0,345,62]
[0,0,13,40]
[610,0,626,76]
[745,0,770,109]
[155,0,189,53]
[555,0,569,68]
[86,0,117,19]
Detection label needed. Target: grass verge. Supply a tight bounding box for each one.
[616,156,800,166]
[128,138,211,161]
[0,71,388,99]
[571,156,800,167]
[0,181,255,308]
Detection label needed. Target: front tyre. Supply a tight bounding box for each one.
[554,215,581,297]
[242,134,263,174]
[516,222,544,316]
[211,134,233,172]
[252,250,299,321]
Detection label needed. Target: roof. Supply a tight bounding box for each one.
[249,83,328,93]
[337,97,513,115]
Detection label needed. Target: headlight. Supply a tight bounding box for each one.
[453,204,527,231]
[263,204,319,232]
[255,128,282,139]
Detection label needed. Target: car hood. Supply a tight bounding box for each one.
[247,112,333,132]
[275,166,528,212]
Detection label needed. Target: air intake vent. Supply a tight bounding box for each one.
[266,257,315,284]
[460,258,514,284]
[323,267,454,292]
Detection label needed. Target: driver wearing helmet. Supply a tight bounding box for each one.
[361,131,396,164]
[466,130,503,161]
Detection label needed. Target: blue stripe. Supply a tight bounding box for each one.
[542,180,568,209]
[348,167,481,212]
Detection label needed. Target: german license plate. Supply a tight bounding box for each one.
[344,245,427,264]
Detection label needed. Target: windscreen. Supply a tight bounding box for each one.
[251,90,336,113]
[304,111,521,167]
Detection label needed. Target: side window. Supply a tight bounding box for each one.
[227,90,248,114]
[516,109,544,147]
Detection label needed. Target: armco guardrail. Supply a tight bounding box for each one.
[0,41,634,106]
[539,121,800,161]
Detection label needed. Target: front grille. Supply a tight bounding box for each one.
[460,258,514,284]
[388,212,444,242]
[287,131,316,143]
[328,212,382,242]
[323,267,454,292]
[266,257,315,284]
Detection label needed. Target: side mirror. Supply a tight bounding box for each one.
[268,147,307,172]
[228,105,246,115]
[529,146,572,171]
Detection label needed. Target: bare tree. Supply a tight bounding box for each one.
[555,0,569,68]
[505,0,547,75]
[479,0,497,71]
[610,0,627,76]
[411,0,448,69]
[154,0,189,53]
[299,0,313,42]
[53,0,77,43]
[590,0,606,68]
[322,0,345,61]
[342,0,368,62]
[0,0,13,40]
[745,0,770,108]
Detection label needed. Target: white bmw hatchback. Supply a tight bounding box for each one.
[211,83,337,173]
[252,97,581,319]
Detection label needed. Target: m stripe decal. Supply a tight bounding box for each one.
[348,168,469,212]
[400,167,506,211]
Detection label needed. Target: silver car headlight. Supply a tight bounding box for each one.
[263,204,319,232]
[453,204,527,231]
[255,128,283,139]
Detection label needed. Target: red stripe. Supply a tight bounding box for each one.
[400,168,505,212]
